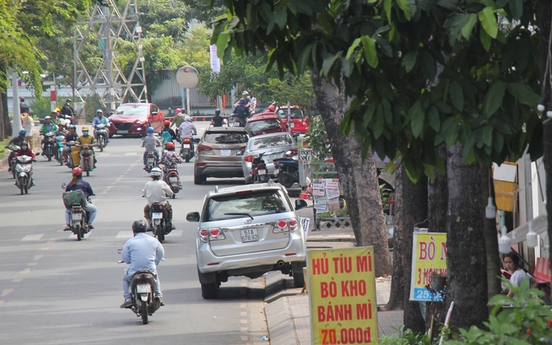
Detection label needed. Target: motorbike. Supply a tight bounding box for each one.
[79,144,95,176]
[273,153,299,188]
[42,131,56,161]
[164,169,181,198]
[118,258,161,325]
[229,114,245,127]
[150,202,171,243]
[55,134,65,166]
[145,151,157,172]
[7,144,20,179]
[250,153,269,183]
[62,185,92,241]
[179,137,194,162]
[94,124,108,152]
[15,155,34,194]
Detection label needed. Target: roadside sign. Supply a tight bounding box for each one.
[409,232,447,301]
[176,66,199,89]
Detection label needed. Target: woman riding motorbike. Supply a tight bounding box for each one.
[63,167,98,231]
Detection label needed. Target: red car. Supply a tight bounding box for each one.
[108,103,165,137]
[245,112,287,136]
[277,106,309,134]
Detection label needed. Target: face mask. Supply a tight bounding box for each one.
[83,132,89,135]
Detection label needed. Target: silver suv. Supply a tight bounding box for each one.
[186,182,309,299]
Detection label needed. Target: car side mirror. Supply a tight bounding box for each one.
[186,212,200,222]
[295,199,308,210]
[151,110,158,116]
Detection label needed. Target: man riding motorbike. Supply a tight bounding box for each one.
[160,142,181,185]
[7,130,27,172]
[177,115,197,150]
[142,127,162,170]
[74,127,97,168]
[142,167,174,230]
[170,108,186,133]
[92,109,110,143]
[233,98,250,126]
[63,167,97,231]
[39,116,58,156]
[120,219,165,309]
[60,99,75,124]
[63,125,79,165]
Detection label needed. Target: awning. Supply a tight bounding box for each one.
[507,214,548,244]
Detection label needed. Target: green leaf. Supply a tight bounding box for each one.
[273,5,288,30]
[478,7,498,39]
[346,38,361,60]
[480,28,491,51]
[483,80,506,117]
[409,101,425,138]
[509,0,523,20]
[507,82,541,108]
[374,104,384,139]
[397,0,411,20]
[419,51,436,81]
[462,136,476,163]
[384,0,393,23]
[482,125,493,147]
[361,36,378,68]
[449,80,464,111]
[427,105,440,132]
[461,14,478,39]
[322,54,339,76]
[402,51,418,73]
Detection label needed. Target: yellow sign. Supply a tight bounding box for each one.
[409,232,447,301]
[309,247,378,345]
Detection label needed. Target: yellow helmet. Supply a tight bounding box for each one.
[55,107,61,112]
[82,126,89,132]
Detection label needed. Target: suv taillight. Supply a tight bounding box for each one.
[244,155,254,162]
[197,144,212,151]
[273,218,298,233]
[199,227,226,242]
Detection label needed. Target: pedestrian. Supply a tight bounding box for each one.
[503,251,535,298]
[21,113,35,151]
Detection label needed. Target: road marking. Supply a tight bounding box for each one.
[20,269,31,275]
[40,247,49,251]
[11,279,21,283]
[33,255,43,260]
[124,152,137,156]
[21,234,44,241]
[2,289,13,296]
[27,263,37,267]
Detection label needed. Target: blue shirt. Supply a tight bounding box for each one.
[121,233,164,276]
[92,117,109,126]
[65,179,94,198]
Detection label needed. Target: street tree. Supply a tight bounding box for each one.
[210,0,544,331]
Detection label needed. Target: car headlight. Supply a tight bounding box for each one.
[136,120,145,124]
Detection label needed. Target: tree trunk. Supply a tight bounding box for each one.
[1,91,8,140]
[428,144,448,232]
[447,143,488,331]
[482,167,501,301]
[386,166,404,310]
[310,70,392,277]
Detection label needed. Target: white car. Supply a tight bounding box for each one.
[186,182,309,299]
[241,132,296,183]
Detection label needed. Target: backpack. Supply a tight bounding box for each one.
[161,130,173,144]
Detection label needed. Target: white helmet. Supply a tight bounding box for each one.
[185,115,192,122]
[149,167,162,177]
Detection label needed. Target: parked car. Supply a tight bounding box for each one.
[194,127,249,184]
[186,182,309,299]
[108,103,165,137]
[277,106,309,134]
[245,112,287,136]
[242,132,297,184]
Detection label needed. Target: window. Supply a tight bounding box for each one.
[205,191,289,221]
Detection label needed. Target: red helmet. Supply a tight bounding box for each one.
[164,120,171,126]
[268,105,275,112]
[175,108,182,114]
[72,167,83,176]
[165,142,175,149]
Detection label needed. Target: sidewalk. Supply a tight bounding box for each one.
[264,206,403,345]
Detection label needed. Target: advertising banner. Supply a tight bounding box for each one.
[409,232,447,301]
[309,247,378,345]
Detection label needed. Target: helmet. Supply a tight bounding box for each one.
[55,107,60,112]
[68,124,76,131]
[175,108,182,114]
[72,167,83,176]
[268,105,275,112]
[215,109,221,115]
[66,99,71,103]
[165,142,175,150]
[239,98,245,104]
[20,141,28,150]
[164,120,171,126]
[82,126,89,132]
[242,90,249,96]
[19,129,27,137]
[185,115,192,122]
[132,219,147,233]
[96,109,103,115]
[57,119,65,126]
[147,127,154,133]
[44,116,51,120]
[149,167,162,177]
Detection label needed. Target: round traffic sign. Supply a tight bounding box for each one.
[176,66,199,89]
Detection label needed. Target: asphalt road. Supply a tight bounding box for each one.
[0,123,268,345]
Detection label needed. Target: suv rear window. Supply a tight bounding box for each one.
[204,132,248,144]
[204,190,291,221]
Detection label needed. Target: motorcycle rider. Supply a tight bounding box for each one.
[177,115,197,152]
[60,99,75,124]
[160,142,181,185]
[92,109,110,143]
[8,129,27,172]
[63,167,98,231]
[75,126,97,168]
[63,125,79,165]
[233,98,250,126]
[210,109,224,127]
[142,127,162,170]
[120,219,165,309]
[21,113,35,151]
[161,120,177,144]
[39,116,58,156]
[14,141,37,187]
[142,167,174,230]
[171,108,186,133]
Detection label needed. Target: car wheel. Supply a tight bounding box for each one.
[200,281,219,299]
[194,173,205,185]
[291,262,306,288]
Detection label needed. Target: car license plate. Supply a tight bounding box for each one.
[72,213,82,221]
[221,149,230,156]
[169,177,177,183]
[182,144,190,148]
[241,229,259,242]
[152,212,163,220]
[118,130,128,134]
[258,169,267,175]
[137,284,151,293]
